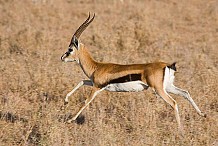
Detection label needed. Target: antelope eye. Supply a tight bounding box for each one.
[68,48,73,52]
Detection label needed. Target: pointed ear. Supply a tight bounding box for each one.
[73,36,79,49]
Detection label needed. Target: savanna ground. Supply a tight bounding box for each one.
[0,0,218,145]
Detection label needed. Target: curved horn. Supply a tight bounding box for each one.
[71,13,95,42]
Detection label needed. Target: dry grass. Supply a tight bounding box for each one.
[0,0,218,145]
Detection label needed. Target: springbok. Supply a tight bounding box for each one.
[61,13,206,133]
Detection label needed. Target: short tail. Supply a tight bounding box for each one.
[167,62,177,71]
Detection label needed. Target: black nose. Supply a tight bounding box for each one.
[61,51,70,61]
[61,56,64,61]
[61,53,66,61]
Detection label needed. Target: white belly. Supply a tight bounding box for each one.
[105,81,148,92]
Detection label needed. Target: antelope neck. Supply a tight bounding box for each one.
[78,44,98,78]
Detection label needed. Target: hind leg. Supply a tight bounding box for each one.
[166,85,206,117]
[155,87,184,135]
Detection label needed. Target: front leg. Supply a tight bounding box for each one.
[67,87,106,123]
[64,80,93,105]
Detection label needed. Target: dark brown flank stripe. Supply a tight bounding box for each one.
[100,73,142,88]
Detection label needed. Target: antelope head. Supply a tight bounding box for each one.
[61,13,95,63]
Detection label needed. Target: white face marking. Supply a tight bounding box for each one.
[105,81,148,92]
[70,50,74,55]
[163,67,175,91]
[62,48,79,63]
[64,58,74,62]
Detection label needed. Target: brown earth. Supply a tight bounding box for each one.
[0,0,218,145]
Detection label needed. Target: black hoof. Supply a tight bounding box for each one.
[75,115,85,125]
[64,101,68,105]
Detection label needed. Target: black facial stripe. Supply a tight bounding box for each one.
[69,39,78,49]
[66,51,70,56]
[69,41,77,47]
[73,42,78,48]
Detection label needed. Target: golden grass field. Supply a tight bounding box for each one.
[0,0,218,145]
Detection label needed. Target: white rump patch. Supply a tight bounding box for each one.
[163,66,175,91]
[105,81,148,92]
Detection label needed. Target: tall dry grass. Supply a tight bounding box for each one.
[0,0,217,145]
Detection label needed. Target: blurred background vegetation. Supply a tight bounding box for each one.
[0,0,217,145]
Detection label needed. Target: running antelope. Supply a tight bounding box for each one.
[61,13,206,133]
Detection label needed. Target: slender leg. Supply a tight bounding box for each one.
[166,85,206,117]
[64,80,93,104]
[67,87,106,123]
[155,87,184,135]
